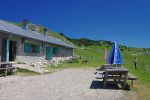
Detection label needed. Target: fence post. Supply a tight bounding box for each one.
[143,61,146,74]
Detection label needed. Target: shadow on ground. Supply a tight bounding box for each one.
[90,80,130,90]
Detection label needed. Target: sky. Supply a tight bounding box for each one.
[0,0,150,48]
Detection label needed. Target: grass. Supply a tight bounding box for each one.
[4,19,150,99]
[132,81,150,100]
[123,53,150,100]
[53,46,150,100]
[15,68,40,76]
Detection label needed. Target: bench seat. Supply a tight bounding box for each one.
[127,73,137,86]
[128,73,137,80]
[95,72,104,79]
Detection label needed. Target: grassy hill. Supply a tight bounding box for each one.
[72,46,150,100]
[6,19,150,99]
[51,45,150,100]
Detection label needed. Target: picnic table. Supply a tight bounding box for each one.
[96,64,122,71]
[67,57,78,63]
[96,66,138,88]
[0,62,17,76]
[103,67,128,89]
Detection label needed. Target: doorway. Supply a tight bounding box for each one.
[1,39,16,62]
[1,39,7,62]
[9,41,16,61]
[46,46,52,60]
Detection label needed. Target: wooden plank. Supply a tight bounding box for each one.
[97,64,112,71]
[106,76,127,80]
[123,71,128,89]
[95,74,103,79]
[5,65,8,76]
[105,67,128,72]
[0,67,17,77]
[128,73,137,80]
[0,61,16,65]
[103,71,108,88]
[0,67,16,70]
[127,73,137,86]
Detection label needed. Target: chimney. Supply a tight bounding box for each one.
[22,20,29,29]
[43,28,48,36]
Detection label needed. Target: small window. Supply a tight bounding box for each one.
[30,44,36,53]
[53,47,59,54]
[24,43,30,53]
[24,43,40,54]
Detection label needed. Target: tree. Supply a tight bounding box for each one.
[120,48,124,52]
[59,33,64,37]
[143,48,147,54]
[127,47,131,52]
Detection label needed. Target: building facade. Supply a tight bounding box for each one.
[0,20,75,64]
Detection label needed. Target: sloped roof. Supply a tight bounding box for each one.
[0,20,75,48]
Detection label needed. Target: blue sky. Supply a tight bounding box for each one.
[0,0,150,48]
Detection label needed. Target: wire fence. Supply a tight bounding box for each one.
[137,61,150,73]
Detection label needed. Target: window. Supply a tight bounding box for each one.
[52,47,59,54]
[24,43,40,54]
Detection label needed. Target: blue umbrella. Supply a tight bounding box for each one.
[108,42,124,65]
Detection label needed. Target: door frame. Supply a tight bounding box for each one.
[45,46,52,60]
[1,38,10,62]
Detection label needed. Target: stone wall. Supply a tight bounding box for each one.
[52,46,73,62]
[52,47,73,57]
[0,32,74,65]
[16,37,46,63]
[16,38,73,64]
[16,56,45,64]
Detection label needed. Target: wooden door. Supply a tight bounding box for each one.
[46,46,52,60]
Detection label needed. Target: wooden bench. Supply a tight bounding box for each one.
[0,62,17,76]
[95,72,138,86]
[95,71,104,79]
[68,58,78,63]
[95,67,129,89]
[96,64,112,71]
[128,73,137,86]
[81,59,89,64]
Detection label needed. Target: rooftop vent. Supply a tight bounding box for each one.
[28,24,37,31]
[43,28,48,36]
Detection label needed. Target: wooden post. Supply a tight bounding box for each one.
[131,80,133,86]
[103,71,108,88]
[143,61,146,74]
[5,64,8,76]
[123,71,128,89]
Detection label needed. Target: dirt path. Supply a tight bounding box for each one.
[0,69,135,100]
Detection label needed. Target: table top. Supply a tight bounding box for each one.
[104,67,128,72]
[0,62,16,65]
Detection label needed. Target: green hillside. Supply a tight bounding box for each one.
[52,45,150,100]
[4,19,150,99]
[80,46,150,100]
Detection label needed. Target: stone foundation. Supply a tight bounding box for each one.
[0,33,74,66]
[16,56,45,64]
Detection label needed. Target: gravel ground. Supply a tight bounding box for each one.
[0,69,135,100]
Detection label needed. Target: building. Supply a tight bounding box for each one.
[0,20,75,64]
